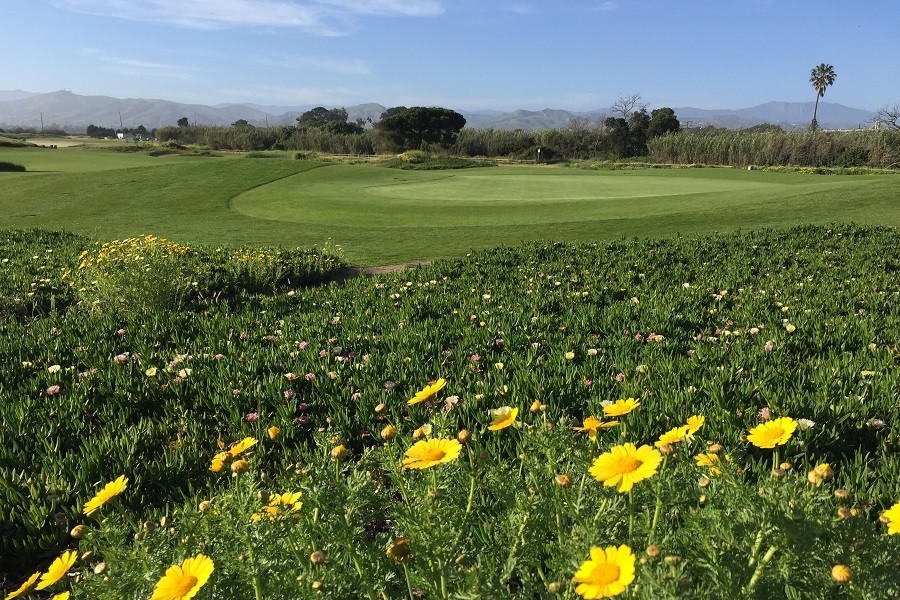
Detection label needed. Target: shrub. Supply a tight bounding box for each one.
[0,161,25,172]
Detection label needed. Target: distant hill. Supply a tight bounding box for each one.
[0,90,878,132]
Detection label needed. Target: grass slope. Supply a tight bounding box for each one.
[1,147,899,264]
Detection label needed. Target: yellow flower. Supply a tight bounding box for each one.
[145,367,158,377]
[831,564,852,584]
[228,437,258,457]
[150,554,214,600]
[883,501,900,535]
[4,572,39,599]
[695,453,721,475]
[488,406,518,431]
[50,593,71,600]
[572,544,636,598]
[267,426,281,441]
[83,475,128,516]
[685,415,705,435]
[655,426,688,448]
[589,443,662,493]
[251,491,303,521]
[387,537,413,564]
[209,451,229,473]
[602,398,640,417]
[574,416,619,440]
[35,550,77,591]
[408,378,446,405]
[402,438,462,470]
[747,417,797,449]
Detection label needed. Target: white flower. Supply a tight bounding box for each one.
[797,418,816,431]
[48,364,62,373]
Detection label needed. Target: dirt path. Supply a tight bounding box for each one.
[328,261,432,284]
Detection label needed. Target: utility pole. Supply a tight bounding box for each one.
[119,112,124,131]
[40,112,44,133]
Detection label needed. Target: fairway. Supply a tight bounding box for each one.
[1,146,899,264]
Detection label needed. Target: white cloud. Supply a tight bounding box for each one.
[53,0,441,33]
[596,1,616,11]
[81,49,194,79]
[503,3,534,15]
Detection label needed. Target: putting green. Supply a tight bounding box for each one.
[231,164,849,227]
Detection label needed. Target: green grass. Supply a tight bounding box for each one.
[1,146,899,264]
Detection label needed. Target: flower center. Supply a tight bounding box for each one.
[590,562,621,586]
[618,457,642,473]
[172,574,199,597]
[764,428,784,441]
[421,448,447,462]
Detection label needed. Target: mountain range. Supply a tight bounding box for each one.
[0,90,877,133]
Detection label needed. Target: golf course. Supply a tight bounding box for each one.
[1,145,898,264]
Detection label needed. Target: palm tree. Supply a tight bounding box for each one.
[809,63,836,131]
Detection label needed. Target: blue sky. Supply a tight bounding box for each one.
[3,0,899,111]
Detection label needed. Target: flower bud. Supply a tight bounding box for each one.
[707,443,724,454]
[663,555,681,566]
[231,459,249,474]
[330,444,350,461]
[267,426,281,441]
[457,429,471,444]
[70,524,89,539]
[554,474,571,488]
[198,500,211,513]
[833,489,850,500]
[645,545,661,558]
[831,564,852,584]
[310,550,328,565]
[380,425,397,441]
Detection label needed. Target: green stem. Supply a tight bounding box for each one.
[628,490,634,540]
[403,564,415,600]
[649,455,668,543]
[746,545,778,596]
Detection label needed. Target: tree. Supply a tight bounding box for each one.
[873,104,900,130]
[647,108,681,138]
[374,107,466,150]
[603,117,630,158]
[232,119,252,128]
[612,93,648,121]
[809,63,836,131]
[177,117,189,127]
[296,107,349,128]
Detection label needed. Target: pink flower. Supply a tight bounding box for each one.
[46,385,61,396]
[284,372,298,381]
[305,372,316,382]
[615,372,625,382]
[758,407,770,421]
[319,350,327,358]
[232,388,241,396]
[764,340,775,352]
[583,379,593,386]
[116,328,126,337]
[634,334,643,342]
[246,412,259,422]
[351,391,361,401]
[283,389,295,399]
[114,354,128,363]
[470,354,480,361]
[299,341,310,350]
[240,332,250,341]
[214,353,225,360]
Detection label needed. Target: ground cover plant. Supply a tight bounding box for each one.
[2,146,900,265]
[0,224,898,599]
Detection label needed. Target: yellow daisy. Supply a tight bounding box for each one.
[408,378,447,405]
[50,593,71,600]
[150,554,214,600]
[655,425,689,448]
[228,437,258,457]
[884,501,900,535]
[685,414,705,435]
[208,451,229,473]
[695,453,721,475]
[602,398,640,418]
[747,417,797,449]
[402,438,462,470]
[4,572,39,599]
[83,475,128,516]
[488,406,518,431]
[589,443,662,493]
[35,550,77,591]
[572,544,636,598]
[574,416,619,440]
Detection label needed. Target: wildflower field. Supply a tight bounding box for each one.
[1,224,899,599]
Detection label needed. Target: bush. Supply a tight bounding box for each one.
[0,161,25,172]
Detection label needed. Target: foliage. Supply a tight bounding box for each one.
[648,108,681,139]
[1,225,899,598]
[648,129,900,168]
[374,107,467,151]
[0,161,26,172]
[376,152,494,170]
